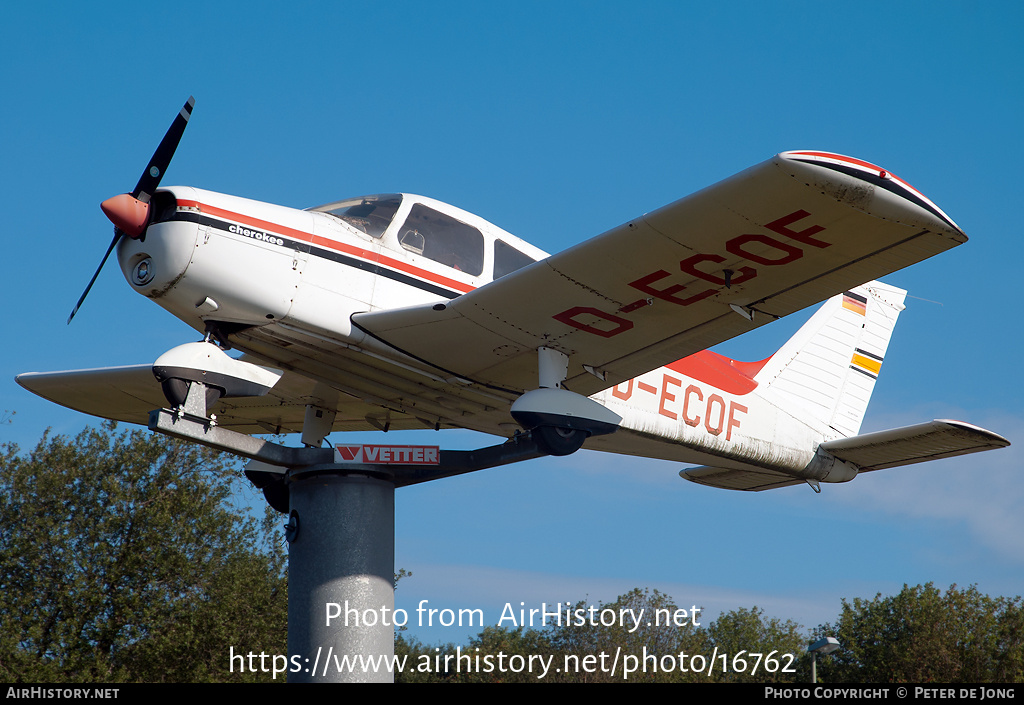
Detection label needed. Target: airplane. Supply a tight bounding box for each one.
[17,97,1009,500]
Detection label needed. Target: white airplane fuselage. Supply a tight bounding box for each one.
[117,186,560,436]
[117,187,516,340]
[114,185,863,483]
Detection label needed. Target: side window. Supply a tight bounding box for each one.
[493,240,536,279]
[399,204,484,276]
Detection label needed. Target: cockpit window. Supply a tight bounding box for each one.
[399,204,484,276]
[493,239,536,279]
[311,194,402,238]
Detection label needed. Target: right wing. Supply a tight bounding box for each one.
[355,151,967,396]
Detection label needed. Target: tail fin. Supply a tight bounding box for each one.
[754,280,906,438]
[679,282,1009,492]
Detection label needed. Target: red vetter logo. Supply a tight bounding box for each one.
[334,444,440,465]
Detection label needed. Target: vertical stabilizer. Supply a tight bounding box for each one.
[754,281,907,438]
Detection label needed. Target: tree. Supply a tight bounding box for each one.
[704,607,806,683]
[457,626,555,683]
[813,583,1024,683]
[548,587,707,683]
[0,422,288,682]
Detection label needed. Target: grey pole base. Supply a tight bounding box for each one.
[147,406,550,683]
[286,467,396,683]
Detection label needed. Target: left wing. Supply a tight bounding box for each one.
[16,364,435,435]
[355,151,965,395]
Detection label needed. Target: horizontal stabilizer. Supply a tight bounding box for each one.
[679,465,803,492]
[820,420,1010,472]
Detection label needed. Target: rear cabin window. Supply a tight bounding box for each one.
[493,239,536,279]
[398,204,484,276]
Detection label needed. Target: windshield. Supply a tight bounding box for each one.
[310,194,402,238]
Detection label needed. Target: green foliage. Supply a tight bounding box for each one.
[2,421,1022,684]
[394,584,1023,683]
[394,634,450,683]
[391,590,808,683]
[549,587,705,683]
[704,606,806,683]
[813,583,1024,683]
[0,422,287,683]
[457,626,555,683]
[394,568,412,590]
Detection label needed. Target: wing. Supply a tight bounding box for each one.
[16,364,436,435]
[354,151,965,395]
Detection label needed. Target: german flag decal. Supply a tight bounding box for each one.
[843,291,868,316]
[850,347,883,379]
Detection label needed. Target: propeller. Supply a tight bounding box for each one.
[67,96,195,324]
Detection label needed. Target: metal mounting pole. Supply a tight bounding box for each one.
[286,466,396,683]
[147,406,548,683]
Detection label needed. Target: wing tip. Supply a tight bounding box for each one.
[777,150,964,236]
[934,419,1011,448]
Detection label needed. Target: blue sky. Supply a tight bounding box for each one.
[2,1,1022,649]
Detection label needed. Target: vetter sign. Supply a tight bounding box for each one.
[334,444,440,465]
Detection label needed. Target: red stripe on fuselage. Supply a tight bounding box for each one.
[176,199,477,295]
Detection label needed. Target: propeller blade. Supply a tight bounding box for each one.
[67,229,122,324]
[69,96,195,324]
[131,95,195,203]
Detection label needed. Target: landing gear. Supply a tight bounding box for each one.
[160,377,223,411]
[532,425,588,456]
[151,341,283,417]
[510,347,623,457]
